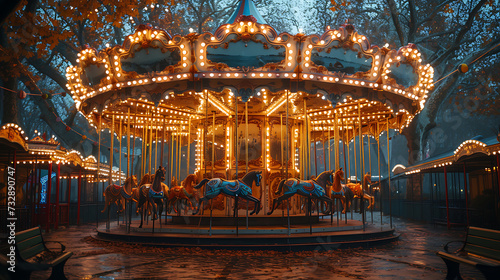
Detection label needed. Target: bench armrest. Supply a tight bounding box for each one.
[443,240,465,254]
[44,241,66,252]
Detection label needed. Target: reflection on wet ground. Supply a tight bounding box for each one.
[28,215,484,279]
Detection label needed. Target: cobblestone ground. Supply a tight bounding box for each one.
[27,214,484,280]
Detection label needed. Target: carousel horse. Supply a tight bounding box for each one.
[101,175,138,213]
[167,174,199,213]
[131,174,153,214]
[136,166,166,228]
[330,168,349,213]
[267,170,333,215]
[134,173,169,218]
[331,168,374,211]
[346,172,375,209]
[192,171,262,215]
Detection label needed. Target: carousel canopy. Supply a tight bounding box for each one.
[66,0,434,136]
[227,0,267,25]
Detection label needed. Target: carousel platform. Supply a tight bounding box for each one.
[95,214,398,250]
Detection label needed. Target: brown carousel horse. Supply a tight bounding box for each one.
[101,175,138,213]
[331,168,374,212]
[346,172,375,209]
[167,174,198,213]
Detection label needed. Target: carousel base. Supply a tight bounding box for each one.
[95,215,398,250]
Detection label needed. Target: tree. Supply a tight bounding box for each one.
[1,0,499,165]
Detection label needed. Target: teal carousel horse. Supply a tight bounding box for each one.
[267,170,333,215]
[192,171,262,215]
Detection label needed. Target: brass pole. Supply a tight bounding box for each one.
[280,113,284,177]
[119,119,122,185]
[131,108,137,178]
[170,130,174,184]
[322,125,326,172]
[286,89,289,179]
[334,113,339,171]
[387,118,392,228]
[149,115,153,174]
[110,115,114,186]
[141,120,146,179]
[161,117,165,168]
[327,125,331,171]
[358,103,364,183]
[204,89,208,179]
[314,132,318,177]
[96,114,102,227]
[245,102,249,173]
[303,99,309,179]
[347,127,351,180]
[155,118,158,172]
[187,117,191,176]
[178,127,181,180]
[212,112,215,178]
[127,108,130,178]
[353,124,357,183]
[358,103,365,229]
[377,122,382,226]
[368,128,372,176]
[235,95,238,180]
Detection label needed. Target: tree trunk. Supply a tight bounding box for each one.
[1,77,18,124]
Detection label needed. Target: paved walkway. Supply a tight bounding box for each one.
[27,214,484,279]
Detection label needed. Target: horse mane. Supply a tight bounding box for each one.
[124,175,136,191]
[182,174,197,190]
[139,174,151,186]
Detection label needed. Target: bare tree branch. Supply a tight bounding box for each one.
[432,0,488,65]
[386,0,405,46]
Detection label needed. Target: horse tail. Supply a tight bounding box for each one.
[193,178,209,189]
[275,179,286,195]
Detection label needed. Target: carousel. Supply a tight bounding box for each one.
[65,0,434,248]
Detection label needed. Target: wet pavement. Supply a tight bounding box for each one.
[23,214,485,279]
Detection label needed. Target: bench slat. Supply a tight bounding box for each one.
[465,244,500,262]
[15,227,42,242]
[468,227,500,241]
[48,252,73,266]
[19,243,46,260]
[17,235,44,252]
[437,251,478,266]
[466,236,500,251]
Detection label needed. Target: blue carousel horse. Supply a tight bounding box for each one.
[136,166,166,228]
[192,171,262,215]
[267,170,333,215]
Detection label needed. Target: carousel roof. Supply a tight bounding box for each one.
[65,0,434,136]
[227,0,267,25]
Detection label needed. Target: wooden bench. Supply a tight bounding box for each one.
[436,226,500,280]
[13,226,73,279]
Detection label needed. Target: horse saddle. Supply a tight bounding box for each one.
[301,180,316,191]
[110,184,122,196]
[207,178,221,191]
[332,188,345,196]
[224,181,239,192]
